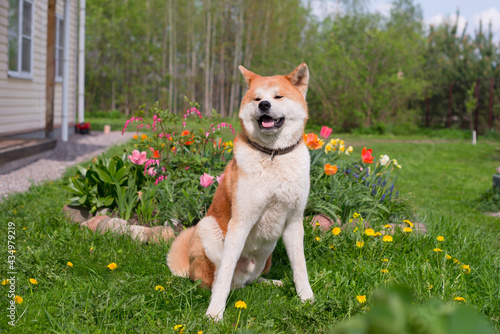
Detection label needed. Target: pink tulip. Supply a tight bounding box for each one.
[320,126,332,139]
[200,173,215,188]
[147,167,157,177]
[216,173,225,184]
[128,150,147,165]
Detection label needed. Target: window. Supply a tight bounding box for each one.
[55,15,64,81]
[8,0,33,78]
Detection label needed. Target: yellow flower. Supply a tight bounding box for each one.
[67,261,73,267]
[381,269,388,274]
[382,235,393,242]
[330,245,335,250]
[461,264,471,274]
[29,278,38,285]
[403,220,413,228]
[155,285,165,291]
[141,134,148,140]
[384,224,391,228]
[315,222,320,226]
[396,165,402,169]
[1,279,9,285]
[332,227,341,236]
[433,248,442,252]
[454,297,466,302]
[353,227,358,233]
[14,295,23,304]
[107,262,118,270]
[403,227,413,233]
[133,135,138,140]
[428,284,433,289]
[223,141,234,153]
[235,300,247,309]
[23,227,27,230]
[356,295,367,304]
[374,232,382,237]
[453,259,460,264]
[315,236,321,241]
[381,258,389,262]
[198,331,203,334]
[353,213,361,219]
[346,146,353,155]
[446,254,452,260]
[174,324,185,332]
[364,228,375,236]
[356,241,365,248]
[436,236,445,242]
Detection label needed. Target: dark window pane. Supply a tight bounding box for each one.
[59,19,65,47]
[58,49,64,77]
[21,36,30,72]
[8,0,19,71]
[22,1,31,36]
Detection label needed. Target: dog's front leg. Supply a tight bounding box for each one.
[205,220,252,321]
[283,216,314,302]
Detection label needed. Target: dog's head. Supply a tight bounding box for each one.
[238,64,309,149]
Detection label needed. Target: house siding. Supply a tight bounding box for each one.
[0,0,78,137]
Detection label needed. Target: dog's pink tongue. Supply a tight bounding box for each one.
[262,120,275,128]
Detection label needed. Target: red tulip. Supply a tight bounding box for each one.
[361,147,374,164]
[320,126,332,139]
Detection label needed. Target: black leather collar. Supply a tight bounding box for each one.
[247,137,302,160]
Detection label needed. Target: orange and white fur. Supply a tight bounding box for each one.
[167,63,313,321]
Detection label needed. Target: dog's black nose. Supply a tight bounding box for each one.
[258,100,271,112]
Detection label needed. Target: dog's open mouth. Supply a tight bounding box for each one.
[258,115,285,130]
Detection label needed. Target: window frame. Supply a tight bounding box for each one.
[55,13,64,82]
[7,0,34,80]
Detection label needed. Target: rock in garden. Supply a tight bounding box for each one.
[129,225,149,242]
[97,218,129,235]
[309,214,341,232]
[81,215,110,232]
[148,226,175,243]
[63,204,92,223]
[496,166,500,174]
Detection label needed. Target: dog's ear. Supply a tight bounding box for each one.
[286,63,309,98]
[239,65,258,87]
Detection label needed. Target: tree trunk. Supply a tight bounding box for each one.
[203,0,212,115]
[45,0,56,138]
[168,0,174,112]
[229,2,244,117]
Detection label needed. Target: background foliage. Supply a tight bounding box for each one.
[84,0,500,134]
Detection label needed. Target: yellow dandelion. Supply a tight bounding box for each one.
[133,135,138,140]
[454,297,466,302]
[14,295,23,304]
[141,134,148,140]
[374,232,382,237]
[381,269,389,274]
[403,220,414,228]
[364,228,375,236]
[383,235,393,242]
[23,227,27,230]
[428,285,433,289]
[332,227,341,236]
[384,224,391,228]
[453,259,460,264]
[1,279,9,285]
[198,331,203,334]
[155,285,165,291]
[381,258,389,262]
[174,324,185,332]
[437,236,445,242]
[315,236,321,241]
[315,222,320,226]
[10,250,16,254]
[356,295,367,304]
[446,254,452,260]
[461,264,471,274]
[433,248,442,253]
[107,262,118,270]
[403,227,413,233]
[356,241,365,248]
[29,278,38,285]
[330,245,335,250]
[235,300,247,309]
[67,261,73,267]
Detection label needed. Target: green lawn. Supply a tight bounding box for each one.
[1,135,498,333]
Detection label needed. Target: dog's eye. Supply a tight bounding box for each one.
[254,98,261,102]
[274,96,283,99]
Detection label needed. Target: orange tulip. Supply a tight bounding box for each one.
[303,133,323,150]
[324,164,338,175]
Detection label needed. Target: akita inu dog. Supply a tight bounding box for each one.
[167,63,313,320]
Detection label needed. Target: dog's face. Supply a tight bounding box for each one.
[238,64,309,148]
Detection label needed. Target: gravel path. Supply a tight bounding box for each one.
[0,131,133,198]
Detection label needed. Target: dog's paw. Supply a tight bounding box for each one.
[298,288,314,303]
[257,277,283,287]
[205,308,224,322]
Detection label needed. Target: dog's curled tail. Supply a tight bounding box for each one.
[167,227,195,278]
